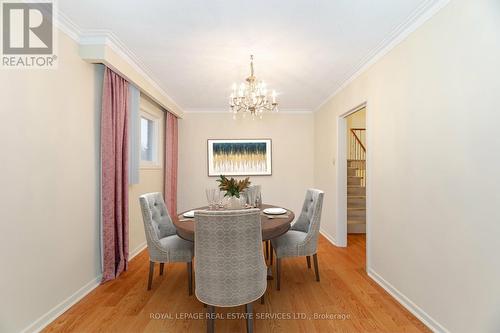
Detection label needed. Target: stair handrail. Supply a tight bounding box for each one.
[350,128,366,152]
[348,128,366,187]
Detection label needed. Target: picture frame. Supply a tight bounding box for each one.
[207,139,272,176]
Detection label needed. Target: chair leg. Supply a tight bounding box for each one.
[260,294,264,304]
[207,305,215,333]
[187,261,193,295]
[269,243,274,265]
[313,253,320,282]
[276,258,281,291]
[147,261,154,290]
[159,263,164,276]
[245,303,253,333]
[306,256,311,269]
[265,241,269,260]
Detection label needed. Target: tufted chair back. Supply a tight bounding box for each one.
[139,193,177,259]
[194,209,266,307]
[291,189,324,254]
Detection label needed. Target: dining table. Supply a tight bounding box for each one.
[174,204,295,280]
[174,204,295,242]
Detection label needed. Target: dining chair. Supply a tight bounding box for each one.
[139,192,193,294]
[194,209,267,333]
[270,189,324,290]
[244,185,269,259]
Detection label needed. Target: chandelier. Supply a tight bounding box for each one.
[229,55,278,117]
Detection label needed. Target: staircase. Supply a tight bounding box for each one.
[347,128,366,234]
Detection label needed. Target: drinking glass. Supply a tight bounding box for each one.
[247,189,257,208]
[240,191,248,207]
[254,185,262,207]
[214,189,223,209]
[205,188,216,210]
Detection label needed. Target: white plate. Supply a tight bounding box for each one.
[263,207,287,215]
[182,210,195,218]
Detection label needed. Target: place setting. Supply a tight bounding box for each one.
[178,176,290,223]
[178,210,196,222]
[261,207,290,219]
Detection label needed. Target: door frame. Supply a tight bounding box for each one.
[336,102,370,265]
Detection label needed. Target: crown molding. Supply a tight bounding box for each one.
[54,8,82,42]
[55,1,449,116]
[55,10,183,117]
[79,30,167,99]
[313,0,450,113]
[184,108,313,114]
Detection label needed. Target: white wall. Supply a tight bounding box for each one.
[346,108,366,131]
[0,28,169,333]
[314,0,500,332]
[178,112,314,216]
[0,31,101,332]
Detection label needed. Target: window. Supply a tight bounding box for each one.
[140,111,160,168]
[141,117,154,161]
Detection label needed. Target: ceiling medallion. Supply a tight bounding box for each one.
[229,55,278,119]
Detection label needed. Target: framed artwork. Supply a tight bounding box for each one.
[207,139,272,176]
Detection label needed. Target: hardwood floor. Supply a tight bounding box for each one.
[44,235,429,332]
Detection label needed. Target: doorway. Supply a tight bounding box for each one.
[336,103,367,252]
[345,108,366,234]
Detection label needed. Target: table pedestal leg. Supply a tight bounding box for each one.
[267,266,273,280]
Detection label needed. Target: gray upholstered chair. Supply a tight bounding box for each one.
[194,209,267,333]
[139,192,193,294]
[243,185,270,259]
[270,189,324,290]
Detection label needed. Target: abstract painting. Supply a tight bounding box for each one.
[207,139,272,176]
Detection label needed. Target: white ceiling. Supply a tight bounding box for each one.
[59,0,438,112]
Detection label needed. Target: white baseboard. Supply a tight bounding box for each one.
[367,268,449,333]
[129,241,147,260]
[319,228,341,247]
[20,275,102,333]
[20,242,147,333]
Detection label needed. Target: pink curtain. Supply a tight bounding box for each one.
[164,112,178,216]
[101,67,129,282]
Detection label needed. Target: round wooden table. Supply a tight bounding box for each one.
[174,204,294,242]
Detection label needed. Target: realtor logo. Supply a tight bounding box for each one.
[1,1,57,68]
